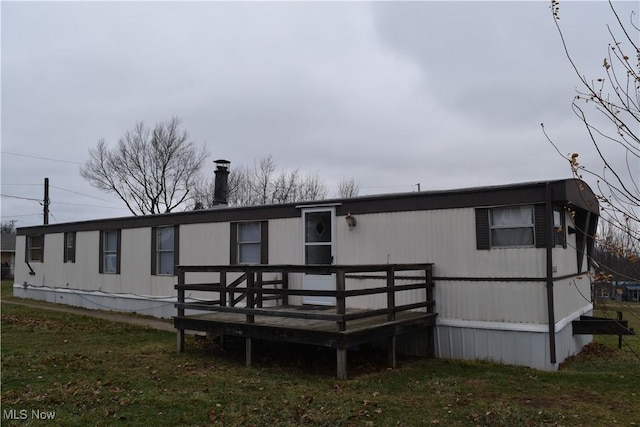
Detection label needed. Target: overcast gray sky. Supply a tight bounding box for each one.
[1,1,637,228]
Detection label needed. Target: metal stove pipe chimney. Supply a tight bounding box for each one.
[213,159,230,205]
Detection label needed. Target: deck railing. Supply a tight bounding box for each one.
[174,263,435,331]
[175,263,435,379]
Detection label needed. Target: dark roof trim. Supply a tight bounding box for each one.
[17,178,599,236]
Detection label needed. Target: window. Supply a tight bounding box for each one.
[238,222,261,264]
[304,210,333,265]
[152,226,178,276]
[64,232,76,263]
[476,205,566,250]
[490,206,535,247]
[27,235,44,262]
[100,230,120,274]
[553,208,566,248]
[230,221,268,265]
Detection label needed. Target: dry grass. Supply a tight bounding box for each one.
[2,282,639,426]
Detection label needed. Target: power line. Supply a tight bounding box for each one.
[49,211,59,224]
[0,213,42,219]
[1,151,83,165]
[50,185,122,205]
[0,193,43,203]
[50,200,129,210]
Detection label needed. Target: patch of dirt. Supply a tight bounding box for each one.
[191,335,407,377]
[559,342,617,369]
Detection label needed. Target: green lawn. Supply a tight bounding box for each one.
[1,281,639,426]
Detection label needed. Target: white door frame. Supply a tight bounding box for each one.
[301,207,336,306]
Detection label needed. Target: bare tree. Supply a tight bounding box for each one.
[81,117,209,215]
[229,156,328,206]
[337,177,360,198]
[542,0,639,281]
[1,221,16,234]
[193,156,329,207]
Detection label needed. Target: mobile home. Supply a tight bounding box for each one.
[14,175,599,372]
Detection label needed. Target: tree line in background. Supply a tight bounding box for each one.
[192,155,360,209]
[545,0,639,286]
[1,221,16,234]
[80,117,360,216]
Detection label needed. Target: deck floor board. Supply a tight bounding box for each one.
[180,306,432,334]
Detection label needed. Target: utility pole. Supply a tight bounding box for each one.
[44,177,49,225]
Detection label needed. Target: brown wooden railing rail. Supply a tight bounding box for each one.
[175,264,435,379]
[175,263,434,329]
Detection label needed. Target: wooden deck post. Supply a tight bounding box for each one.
[386,267,397,368]
[425,265,435,358]
[247,270,255,324]
[337,348,347,380]
[256,272,263,308]
[220,271,227,306]
[386,267,396,321]
[281,272,289,306]
[387,336,397,368]
[177,268,185,353]
[246,338,252,367]
[336,268,346,332]
[246,269,254,367]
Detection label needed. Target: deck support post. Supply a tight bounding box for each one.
[425,265,435,358]
[336,269,346,332]
[281,272,289,306]
[246,338,252,367]
[177,329,185,353]
[337,348,347,380]
[387,336,396,368]
[220,272,227,307]
[176,268,186,353]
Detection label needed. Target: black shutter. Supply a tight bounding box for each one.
[475,209,490,250]
[260,221,269,264]
[230,223,238,265]
[99,231,104,274]
[25,236,29,263]
[71,232,76,262]
[63,233,68,263]
[534,204,547,248]
[173,225,180,276]
[116,230,121,274]
[151,227,157,276]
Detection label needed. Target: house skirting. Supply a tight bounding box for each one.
[435,306,593,371]
[13,284,179,319]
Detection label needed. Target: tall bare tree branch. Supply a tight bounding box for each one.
[544,0,639,283]
[80,117,209,215]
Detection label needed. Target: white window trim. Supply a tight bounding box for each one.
[237,222,261,265]
[156,226,175,276]
[103,230,118,274]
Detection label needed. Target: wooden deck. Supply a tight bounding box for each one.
[173,264,436,379]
